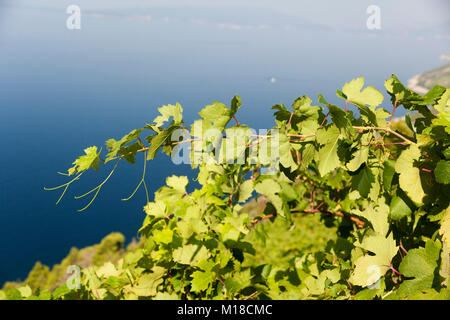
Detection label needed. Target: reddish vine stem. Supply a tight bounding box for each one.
[390,264,403,277]
[320,113,329,127]
[247,136,268,150]
[309,190,316,211]
[304,201,325,213]
[346,280,355,295]
[301,207,365,227]
[217,275,227,297]
[392,274,399,287]
[296,150,302,166]
[137,137,145,148]
[286,112,294,130]
[244,291,259,300]
[318,210,364,228]
[388,99,399,123]
[373,142,406,146]
[287,133,315,138]
[233,115,240,126]
[258,197,267,216]
[172,138,201,145]
[315,201,324,211]
[251,214,274,225]
[352,126,415,144]
[400,243,409,255]
[180,125,191,138]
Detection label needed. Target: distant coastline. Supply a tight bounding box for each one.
[407,53,450,94]
[407,74,429,95]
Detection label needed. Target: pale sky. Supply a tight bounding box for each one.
[1,0,449,36]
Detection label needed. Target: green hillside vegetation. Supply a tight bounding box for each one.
[2,233,143,292]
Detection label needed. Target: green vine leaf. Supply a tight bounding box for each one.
[127,267,166,297]
[172,244,210,266]
[315,125,342,177]
[152,103,183,128]
[389,195,413,221]
[68,146,101,175]
[435,160,450,184]
[238,180,254,203]
[355,198,389,236]
[339,77,384,108]
[440,206,450,252]
[350,233,398,288]
[395,144,425,206]
[191,270,215,292]
[397,240,441,296]
[254,179,283,216]
[351,166,375,198]
[105,129,144,161]
[146,124,179,160]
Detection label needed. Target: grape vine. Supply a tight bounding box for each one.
[2,75,449,300]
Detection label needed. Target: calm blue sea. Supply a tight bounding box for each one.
[0,0,449,285]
